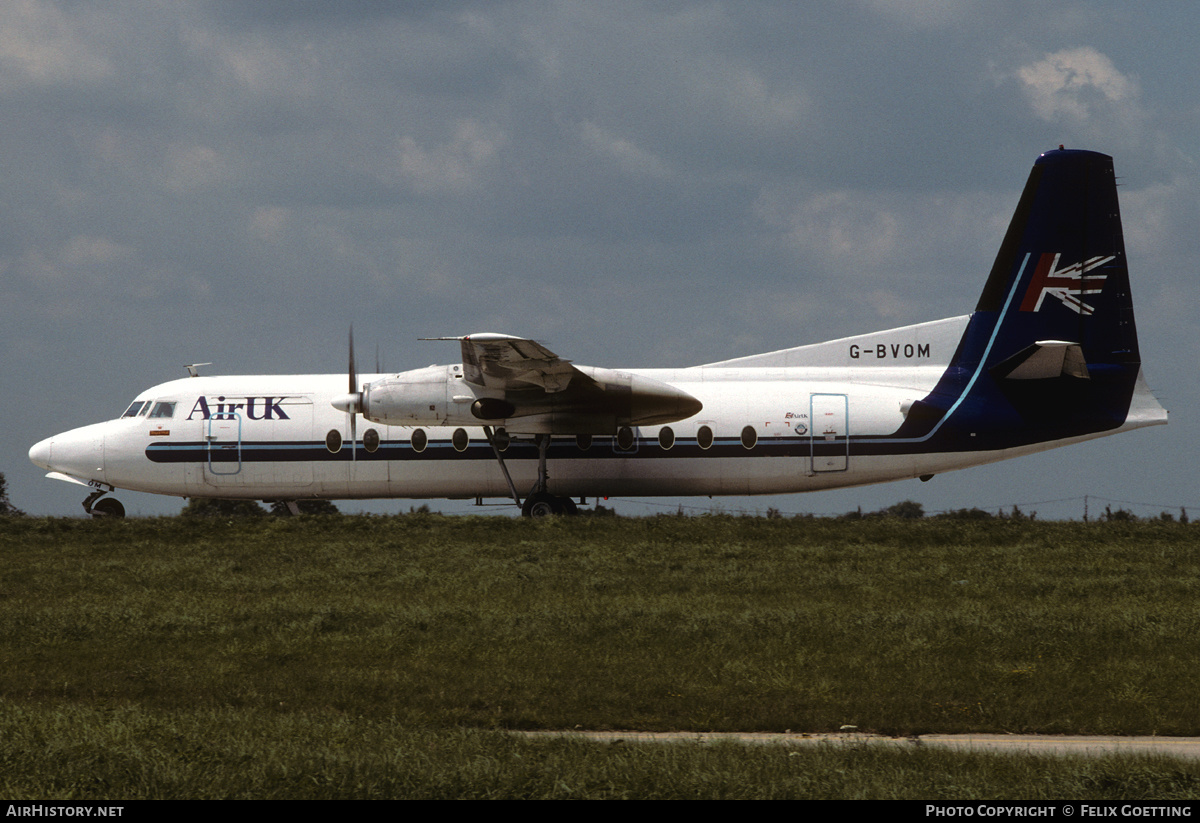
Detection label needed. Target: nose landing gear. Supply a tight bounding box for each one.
[83,488,125,518]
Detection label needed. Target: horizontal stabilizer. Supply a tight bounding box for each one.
[1124,369,1169,430]
[991,340,1089,380]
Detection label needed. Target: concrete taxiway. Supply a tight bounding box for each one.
[518,731,1200,759]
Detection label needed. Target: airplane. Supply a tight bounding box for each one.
[29,148,1167,518]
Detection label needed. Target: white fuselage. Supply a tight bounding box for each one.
[28,358,1156,505]
[28,315,1167,506]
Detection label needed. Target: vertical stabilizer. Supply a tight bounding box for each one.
[969,148,1138,371]
[901,149,1162,448]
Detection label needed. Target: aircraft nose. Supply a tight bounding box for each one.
[28,424,107,482]
[29,437,54,470]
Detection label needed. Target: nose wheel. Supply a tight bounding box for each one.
[83,489,125,518]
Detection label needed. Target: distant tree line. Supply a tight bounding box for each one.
[171,497,1192,521]
[0,473,23,517]
[831,501,1190,523]
[3,468,1190,523]
[1097,504,1188,524]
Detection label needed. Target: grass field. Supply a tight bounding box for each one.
[3,513,1199,798]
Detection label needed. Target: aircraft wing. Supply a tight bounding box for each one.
[456,333,580,393]
[414,333,702,431]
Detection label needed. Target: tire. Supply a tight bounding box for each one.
[522,491,561,518]
[91,498,126,518]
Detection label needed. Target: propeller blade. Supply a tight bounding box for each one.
[348,327,358,462]
[349,326,357,395]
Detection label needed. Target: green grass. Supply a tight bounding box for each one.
[4,702,1200,799]
[2,514,1199,797]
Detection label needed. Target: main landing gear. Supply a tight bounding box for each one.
[83,488,125,518]
[483,427,581,518]
[522,490,579,518]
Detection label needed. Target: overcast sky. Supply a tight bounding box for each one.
[4,0,1197,518]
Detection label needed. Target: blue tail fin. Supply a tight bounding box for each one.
[904,149,1154,448]
[971,148,1138,373]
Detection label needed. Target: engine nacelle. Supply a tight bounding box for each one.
[349,363,703,433]
[361,366,452,425]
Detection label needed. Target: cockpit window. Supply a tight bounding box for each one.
[149,402,176,419]
[122,401,148,418]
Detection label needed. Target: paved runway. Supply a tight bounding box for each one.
[518,730,1200,759]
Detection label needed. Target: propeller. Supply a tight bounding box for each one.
[332,326,364,462]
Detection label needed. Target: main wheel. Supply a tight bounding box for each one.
[522,491,561,518]
[91,497,126,518]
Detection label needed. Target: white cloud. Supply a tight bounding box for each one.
[864,288,922,322]
[11,235,134,293]
[0,0,114,88]
[392,119,506,193]
[579,121,671,179]
[754,184,1017,330]
[250,207,292,243]
[61,235,136,267]
[1016,47,1138,123]
[774,189,903,272]
[162,143,231,193]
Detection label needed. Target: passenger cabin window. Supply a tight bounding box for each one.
[658,426,675,450]
[616,426,635,450]
[122,401,148,418]
[149,402,176,419]
[740,425,758,450]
